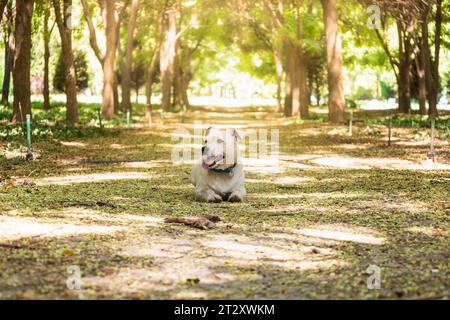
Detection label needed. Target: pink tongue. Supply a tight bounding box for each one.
[202,162,210,169]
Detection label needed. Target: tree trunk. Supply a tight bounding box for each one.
[398,58,411,114]
[102,0,118,119]
[145,46,159,116]
[273,46,283,112]
[12,0,34,123]
[298,47,309,119]
[426,0,442,118]
[173,38,182,111]
[0,0,7,25]
[43,7,51,110]
[53,0,79,124]
[1,2,13,105]
[180,71,191,111]
[283,39,294,117]
[397,21,412,114]
[321,0,345,123]
[291,46,301,117]
[160,7,177,111]
[416,53,427,115]
[121,0,139,113]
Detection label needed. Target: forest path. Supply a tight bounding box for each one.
[0,106,449,299]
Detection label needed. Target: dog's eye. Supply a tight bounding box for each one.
[217,139,224,143]
[204,140,207,144]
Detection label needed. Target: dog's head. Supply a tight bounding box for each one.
[202,127,241,170]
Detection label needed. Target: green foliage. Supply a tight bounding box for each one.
[53,53,65,93]
[380,80,396,99]
[354,86,374,101]
[53,50,90,93]
[366,115,450,139]
[0,122,110,142]
[75,51,90,92]
[345,99,358,109]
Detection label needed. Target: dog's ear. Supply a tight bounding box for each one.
[232,129,242,141]
[205,127,213,138]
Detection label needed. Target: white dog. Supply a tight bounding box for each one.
[191,127,246,203]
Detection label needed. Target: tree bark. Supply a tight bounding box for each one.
[12,0,34,123]
[426,0,442,118]
[1,1,13,105]
[321,0,345,123]
[102,0,118,119]
[81,0,120,119]
[173,38,182,111]
[43,8,51,110]
[396,21,412,114]
[291,45,300,117]
[398,58,411,114]
[273,46,283,112]
[0,0,7,25]
[145,46,159,115]
[121,0,139,113]
[283,39,294,117]
[160,6,177,111]
[298,46,309,119]
[415,40,427,115]
[53,0,79,124]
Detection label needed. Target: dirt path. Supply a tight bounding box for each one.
[0,107,449,299]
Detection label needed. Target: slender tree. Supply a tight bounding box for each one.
[121,0,140,113]
[12,0,34,123]
[1,0,14,105]
[145,44,160,121]
[43,3,56,110]
[367,0,431,114]
[0,0,8,25]
[321,0,345,123]
[81,0,123,119]
[421,0,442,118]
[52,0,79,123]
[160,4,178,111]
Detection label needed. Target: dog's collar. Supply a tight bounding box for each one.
[210,163,237,174]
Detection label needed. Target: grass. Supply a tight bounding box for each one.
[0,102,449,299]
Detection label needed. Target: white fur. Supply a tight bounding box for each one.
[191,128,246,202]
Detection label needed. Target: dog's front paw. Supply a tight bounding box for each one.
[206,193,223,203]
[228,193,243,203]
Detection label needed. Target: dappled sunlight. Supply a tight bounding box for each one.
[243,158,283,174]
[247,176,313,185]
[336,143,373,150]
[92,223,361,298]
[60,141,88,147]
[110,144,132,150]
[260,204,330,214]
[32,172,152,186]
[279,154,323,162]
[59,208,163,227]
[202,234,346,271]
[293,224,385,245]
[0,216,123,241]
[121,161,171,169]
[407,226,450,237]
[1,0,449,300]
[311,156,450,170]
[79,222,366,298]
[350,199,430,214]
[251,192,361,200]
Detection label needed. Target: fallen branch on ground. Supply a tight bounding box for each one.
[164,215,221,230]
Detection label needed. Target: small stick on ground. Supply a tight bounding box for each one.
[164,215,221,230]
